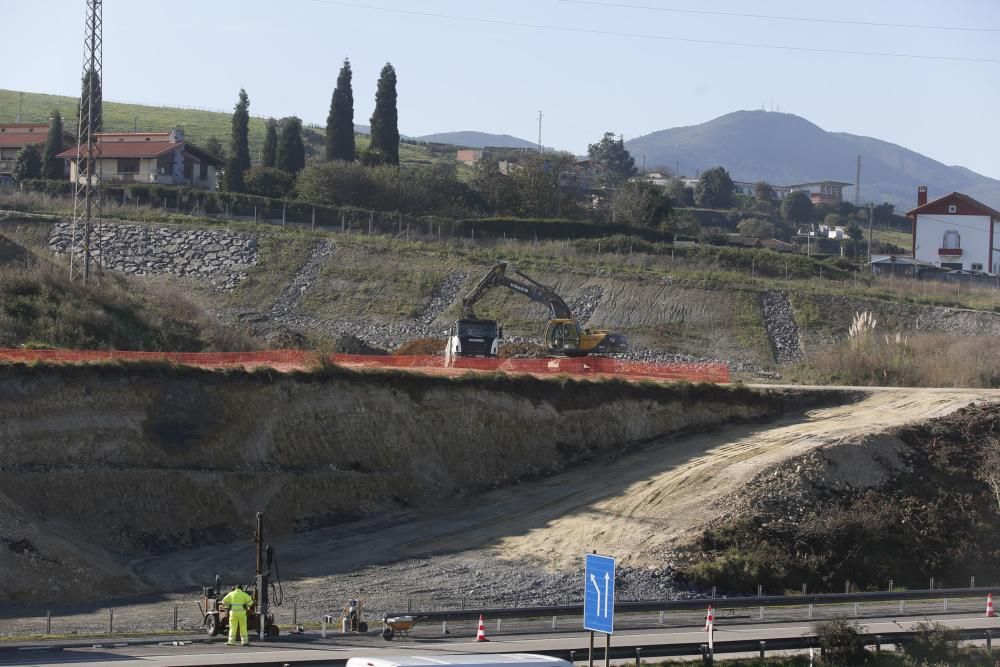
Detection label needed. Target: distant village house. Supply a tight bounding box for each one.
[56,129,224,191]
[0,122,71,180]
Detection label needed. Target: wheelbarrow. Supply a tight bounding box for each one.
[381,614,415,640]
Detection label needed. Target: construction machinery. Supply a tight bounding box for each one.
[200,512,283,640]
[446,262,627,359]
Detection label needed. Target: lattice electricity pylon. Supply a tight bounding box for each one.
[70,0,103,283]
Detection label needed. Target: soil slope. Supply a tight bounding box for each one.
[0,363,817,604]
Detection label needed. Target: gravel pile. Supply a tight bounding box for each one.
[570,286,604,325]
[759,289,803,365]
[268,239,334,319]
[418,271,466,326]
[48,221,258,290]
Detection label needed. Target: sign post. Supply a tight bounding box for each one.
[584,553,616,667]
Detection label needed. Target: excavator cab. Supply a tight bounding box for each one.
[545,320,583,355]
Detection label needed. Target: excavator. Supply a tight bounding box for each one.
[445,262,627,359]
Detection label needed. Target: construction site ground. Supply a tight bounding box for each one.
[3,385,997,640]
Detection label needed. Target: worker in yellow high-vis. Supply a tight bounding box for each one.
[222,584,254,646]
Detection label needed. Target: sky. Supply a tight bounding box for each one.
[5,0,1000,179]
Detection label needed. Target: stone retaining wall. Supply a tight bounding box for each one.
[48,221,258,289]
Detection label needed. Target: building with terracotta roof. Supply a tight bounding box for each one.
[0,123,51,179]
[56,129,224,191]
[907,186,1000,274]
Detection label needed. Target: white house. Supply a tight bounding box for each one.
[907,186,1000,273]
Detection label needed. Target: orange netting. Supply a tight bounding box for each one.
[0,349,729,383]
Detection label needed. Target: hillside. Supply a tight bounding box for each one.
[415,130,537,149]
[626,110,1000,211]
[0,89,432,166]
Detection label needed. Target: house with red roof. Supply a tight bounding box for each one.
[907,186,1000,274]
[0,123,51,179]
[56,129,224,191]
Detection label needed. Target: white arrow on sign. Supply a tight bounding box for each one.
[604,572,610,617]
[590,574,601,617]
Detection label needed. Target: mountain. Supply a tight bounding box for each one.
[413,131,536,149]
[625,110,1000,211]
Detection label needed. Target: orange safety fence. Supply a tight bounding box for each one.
[0,349,729,384]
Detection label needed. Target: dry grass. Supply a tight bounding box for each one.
[790,334,1000,387]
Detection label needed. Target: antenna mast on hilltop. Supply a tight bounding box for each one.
[537,110,543,153]
[70,0,103,283]
[854,154,862,206]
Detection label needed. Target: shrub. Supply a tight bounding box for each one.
[813,618,868,665]
[901,621,959,664]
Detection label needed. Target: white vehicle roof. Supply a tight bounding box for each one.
[347,654,572,667]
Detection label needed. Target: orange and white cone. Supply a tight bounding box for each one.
[987,593,995,618]
[704,605,714,631]
[476,614,489,642]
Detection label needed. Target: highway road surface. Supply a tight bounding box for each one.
[4,614,999,667]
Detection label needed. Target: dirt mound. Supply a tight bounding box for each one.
[688,399,1000,593]
[393,337,444,356]
[499,341,547,358]
[332,334,387,355]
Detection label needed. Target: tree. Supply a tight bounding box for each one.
[262,118,278,168]
[736,217,777,238]
[846,223,864,242]
[609,180,671,227]
[369,62,399,166]
[275,117,306,175]
[470,157,518,213]
[326,58,356,161]
[79,68,102,136]
[244,166,295,198]
[12,145,42,181]
[509,152,577,218]
[824,213,845,228]
[225,89,251,192]
[42,110,65,180]
[873,202,896,225]
[666,178,694,207]
[781,190,814,224]
[587,132,636,188]
[204,135,226,162]
[753,180,774,201]
[694,166,734,209]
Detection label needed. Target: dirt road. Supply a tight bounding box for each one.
[137,387,1000,591]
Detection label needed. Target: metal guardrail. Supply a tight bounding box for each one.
[391,587,999,622]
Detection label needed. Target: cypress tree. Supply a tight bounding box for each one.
[263,118,278,168]
[225,89,251,192]
[275,117,305,175]
[369,62,399,166]
[326,58,356,161]
[79,68,103,137]
[12,145,42,181]
[42,110,65,180]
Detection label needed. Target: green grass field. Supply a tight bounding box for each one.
[0,89,440,167]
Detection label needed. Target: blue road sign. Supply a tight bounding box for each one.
[583,553,616,634]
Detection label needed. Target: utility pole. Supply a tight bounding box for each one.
[854,155,862,205]
[70,0,103,284]
[868,201,874,264]
[537,110,543,153]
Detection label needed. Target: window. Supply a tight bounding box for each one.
[183,158,193,179]
[199,162,208,180]
[117,158,140,173]
[941,262,963,270]
[0,148,18,160]
[943,230,961,249]
[971,263,983,271]
[948,204,958,213]
[157,157,173,175]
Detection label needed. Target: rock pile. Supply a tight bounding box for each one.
[759,289,803,364]
[48,221,258,289]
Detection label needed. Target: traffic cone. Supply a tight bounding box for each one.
[476,614,489,642]
[704,605,714,631]
[987,593,995,618]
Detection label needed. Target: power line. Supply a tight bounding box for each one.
[305,0,1000,64]
[559,0,1000,34]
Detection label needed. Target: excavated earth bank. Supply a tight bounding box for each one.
[0,362,843,606]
